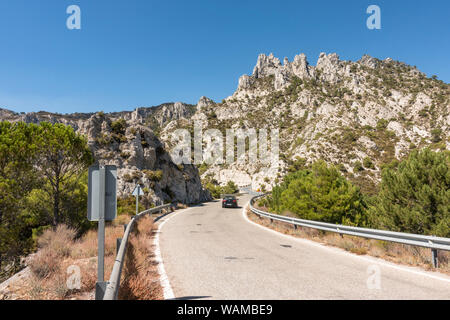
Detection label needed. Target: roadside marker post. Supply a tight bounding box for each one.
[88,165,117,300]
[132,184,144,216]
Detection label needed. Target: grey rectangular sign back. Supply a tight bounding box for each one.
[88,165,117,222]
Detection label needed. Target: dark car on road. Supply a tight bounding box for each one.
[222,195,238,208]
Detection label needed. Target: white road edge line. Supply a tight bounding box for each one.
[154,206,196,300]
[154,215,174,300]
[242,202,450,284]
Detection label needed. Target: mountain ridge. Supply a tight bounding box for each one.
[1,52,449,195]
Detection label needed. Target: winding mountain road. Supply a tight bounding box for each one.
[158,194,450,300]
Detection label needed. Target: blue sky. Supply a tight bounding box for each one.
[0,0,449,114]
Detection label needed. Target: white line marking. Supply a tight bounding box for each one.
[154,206,196,300]
[154,216,174,300]
[242,203,450,284]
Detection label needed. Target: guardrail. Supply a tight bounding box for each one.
[103,203,173,300]
[249,194,450,268]
[239,185,263,197]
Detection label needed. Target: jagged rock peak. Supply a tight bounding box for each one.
[238,74,254,90]
[240,52,314,91]
[252,53,282,78]
[316,52,341,69]
[197,96,215,109]
[358,54,378,69]
[156,102,194,125]
[315,52,345,83]
[0,108,18,119]
[288,53,311,79]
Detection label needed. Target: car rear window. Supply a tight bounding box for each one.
[224,196,236,200]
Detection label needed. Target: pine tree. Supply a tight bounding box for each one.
[368,149,450,236]
[271,161,366,226]
[34,122,94,226]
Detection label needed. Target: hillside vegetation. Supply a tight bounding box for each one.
[0,121,177,283]
[0,122,94,281]
[262,149,449,237]
[159,53,449,194]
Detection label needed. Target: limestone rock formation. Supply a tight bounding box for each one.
[2,51,448,195]
[159,51,449,193]
[0,106,211,204]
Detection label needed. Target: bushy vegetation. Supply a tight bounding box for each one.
[143,169,163,182]
[111,118,127,135]
[368,149,449,237]
[205,180,239,199]
[269,161,367,226]
[267,149,449,237]
[0,121,94,279]
[26,222,128,299]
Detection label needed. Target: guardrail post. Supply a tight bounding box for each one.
[116,238,122,255]
[103,203,177,300]
[249,194,450,271]
[431,249,438,268]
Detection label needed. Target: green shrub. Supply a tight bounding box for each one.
[123,172,141,183]
[111,118,127,135]
[363,157,375,169]
[431,128,442,143]
[376,119,389,130]
[368,149,450,237]
[270,161,367,226]
[353,161,364,172]
[143,170,163,181]
[222,181,239,195]
[204,180,238,199]
[120,151,131,159]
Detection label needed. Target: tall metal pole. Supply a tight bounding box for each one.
[135,184,140,216]
[95,166,106,300]
[98,167,105,281]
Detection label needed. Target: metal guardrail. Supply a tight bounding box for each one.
[103,203,173,300]
[239,184,263,197]
[249,194,450,268]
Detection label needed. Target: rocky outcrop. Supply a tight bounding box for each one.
[197,96,215,110]
[238,74,254,90]
[358,54,378,69]
[287,53,312,79]
[162,51,449,192]
[0,106,211,204]
[236,51,348,92]
[2,51,448,195]
[316,52,345,83]
[252,53,282,78]
[154,102,195,126]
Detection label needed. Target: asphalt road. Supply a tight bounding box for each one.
[158,194,450,300]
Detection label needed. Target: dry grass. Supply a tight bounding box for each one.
[12,211,164,300]
[118,216,163,300]
[247,208,450,274]
[22,218,132,300]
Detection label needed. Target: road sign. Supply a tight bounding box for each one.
[88,165,117,222]
[87,164,117,300]
[133,184,144,216]
[132,185,144,196]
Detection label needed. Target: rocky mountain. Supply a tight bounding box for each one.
[159,52,449,194]
[0,102,210,204]
[2,51,449,196]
